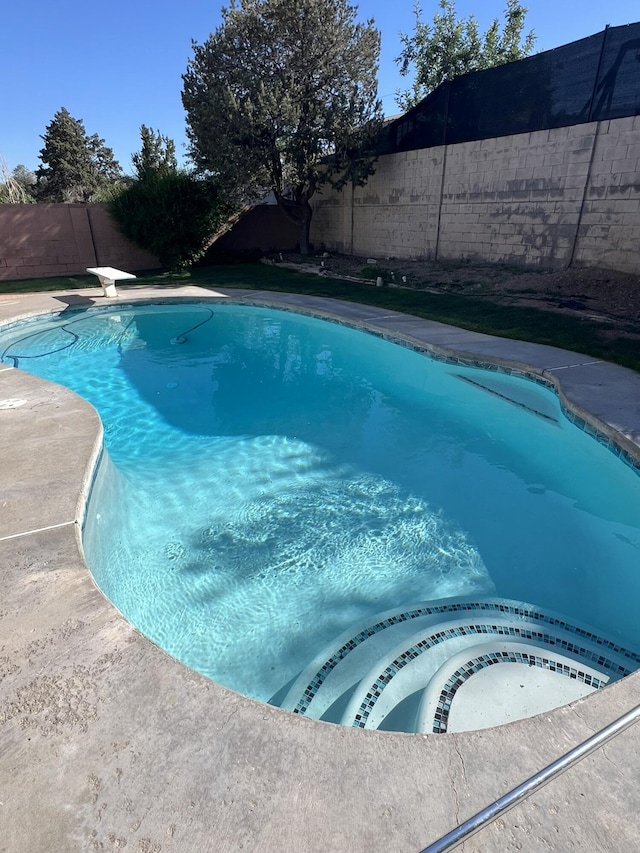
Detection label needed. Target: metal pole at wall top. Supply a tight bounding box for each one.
[86,205,100,267]
[588,25,610,124]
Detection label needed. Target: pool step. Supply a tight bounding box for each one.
[279,597,640,733]
[279,604,453,719]
[345,634,611,733]
[416,642,606,734]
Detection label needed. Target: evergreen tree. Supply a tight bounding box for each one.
[132,126,178,181]
[88,134,123,186]
[35,107,122,202]
[12,165,36,198]
[396,0,535,110]
[182,0,383,255]
[0,160,36,203]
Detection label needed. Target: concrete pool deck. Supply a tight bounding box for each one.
[1,283,640,852]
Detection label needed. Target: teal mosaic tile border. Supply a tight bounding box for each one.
[293,601,640,717]
[431,651,606,734]
[350,622,619,729]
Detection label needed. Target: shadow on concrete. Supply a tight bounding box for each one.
[54,294,100,310]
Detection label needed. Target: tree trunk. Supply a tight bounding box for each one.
[298,199,313,256]
[274,193,314,256]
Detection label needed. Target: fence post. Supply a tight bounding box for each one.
[86,205,100,267]
[568,121,602,269]
[349,181,355,256]
[587,25,610,122]
[434,82,451,261]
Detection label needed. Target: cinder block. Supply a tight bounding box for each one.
[599,145,629,163]
[530,165,554,179]
[577,225,610,240]
[611,116,635,133]
[614,181,640,198]
[609,198,640,213]
[622,143,640,160]
[564,161,590,178]
[528,129,551,146]
[610,224,638,241]
[550,126,571,141]
[543,152,565,167]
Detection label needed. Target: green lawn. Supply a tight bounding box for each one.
[3,263,639,372]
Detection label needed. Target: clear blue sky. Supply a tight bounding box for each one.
[3,0,639,175]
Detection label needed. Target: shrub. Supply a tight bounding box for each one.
[361,265,393,283]
[108,172,235,271]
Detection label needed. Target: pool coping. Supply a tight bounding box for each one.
[2,283,640,852]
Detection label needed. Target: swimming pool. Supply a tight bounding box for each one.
[2,300,639,733]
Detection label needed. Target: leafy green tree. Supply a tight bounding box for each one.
[108,171,234,271]
[182,0,383,255]
[35,107,123,202]
[0,160,36,203]
[12,165,36,198]
[132,125,178,180]
[396,0,536,111]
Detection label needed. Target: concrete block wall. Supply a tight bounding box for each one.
[574,115,640,273]
[312,184,353,254]
[0,204,92,281]
[438,125,595,268]
[353,149,445,259]
[312,150,445,258]
[311,115,640,275]
[0,204,160,282]
[87,206,161,272]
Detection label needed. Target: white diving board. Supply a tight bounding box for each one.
[86,267,136,298]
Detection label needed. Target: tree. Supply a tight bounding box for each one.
[396,0,536,111]
[12,165,36,198]
[0,158,36,203]
[109,126,230,271]
[108,171,234,271]
[182,0,383,255]
[88,134,123,186]
[35,107,123,202]
[132,125,178,180]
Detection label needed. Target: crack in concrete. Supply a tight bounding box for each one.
[599,744,628,779]
[598,734,640,787]
[219,703,240,732]
[449,735,466,835]
[568,705,638,787]
[570,704,598,736]
[128,765,181,840]
[452,735,467,787]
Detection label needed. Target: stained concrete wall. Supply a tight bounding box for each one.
[311,115,640,274]
[574,117,640,272]
[0,204,161,281]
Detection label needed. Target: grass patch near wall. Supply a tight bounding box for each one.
[0,274,103,294]
[2,263,639,372]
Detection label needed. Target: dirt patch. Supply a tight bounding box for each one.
[271,251,640,341]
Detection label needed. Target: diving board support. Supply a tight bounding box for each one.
[86,266,136,298]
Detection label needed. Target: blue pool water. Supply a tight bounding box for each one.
[2,301,640,707]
